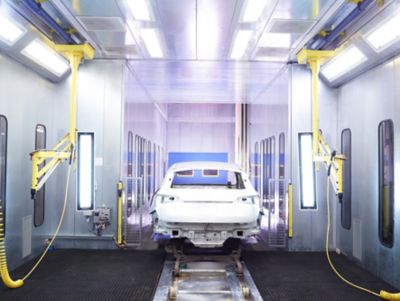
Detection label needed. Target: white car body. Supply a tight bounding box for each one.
[151,161,262,247]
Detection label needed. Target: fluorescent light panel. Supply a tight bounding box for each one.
[242,0,269,23]
[260,33,291,48]
[0,15,25,45]
[321,45,367,81]
[365,12,400,52]
[127,0,151,21]
[299,133,316,209]
[231,30,253,59]
[197,7,220,59]
[141,29,163,58]
[21,39,70,76]
[77,133,94,211]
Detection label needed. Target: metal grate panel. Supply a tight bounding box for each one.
[269,19,315,34]
[77,16,126,32]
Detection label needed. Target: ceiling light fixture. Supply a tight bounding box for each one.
[242,0,269,23]
[230,30,253,59]
[141,29,163,58]
[364,12,400,52]
[321,45,367,81]
[127,0,151,21]
[0,15,25,45]
[260,33,292,48]
[21,39,70,76]
[197,8,219,60]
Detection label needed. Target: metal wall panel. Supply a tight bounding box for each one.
[0,52,70,270]
[289,64,338,251]
[123,101,167,200]
[337,56,399,287]
[249,104,288,144]
[0,56,125,269]
[166,104,235,162]
[71,60,125,241]
[124,102,167,148]
[39,60,125,250]
[248,104,288,199]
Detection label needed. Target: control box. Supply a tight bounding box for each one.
[92,208,111,236]
[93,208,111,224]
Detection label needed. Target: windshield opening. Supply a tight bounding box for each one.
[171,169,245,189]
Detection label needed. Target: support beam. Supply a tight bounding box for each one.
[312,0,319,18]
[30,43,95,198]
[297,49,335,159]
[296,49,345,198]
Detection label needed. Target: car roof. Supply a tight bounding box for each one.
[168,161,243,172]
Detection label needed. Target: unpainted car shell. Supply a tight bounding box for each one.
[151,161,262,247]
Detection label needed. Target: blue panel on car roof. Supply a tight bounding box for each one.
[168,152,229,185]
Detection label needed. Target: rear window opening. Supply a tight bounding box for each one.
[171,169,245,189]
[176,170,194,177]
[202,169,219,177]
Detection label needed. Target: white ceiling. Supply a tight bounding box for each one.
[57,0,338,103]
[125,60,288,104]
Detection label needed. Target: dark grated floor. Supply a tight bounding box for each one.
[1,249,398,301]
[1,249,165,301]
[242,251,398,301]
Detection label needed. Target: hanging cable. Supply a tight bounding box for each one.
[0,161,72,288]
[22,162,72,281]
[325,173,400,300]
[0,211,24,288]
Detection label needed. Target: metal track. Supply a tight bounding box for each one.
[153,250,263,301]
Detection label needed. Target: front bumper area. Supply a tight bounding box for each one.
[153,220,260,247]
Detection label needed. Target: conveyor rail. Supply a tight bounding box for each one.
[153,247,263,301]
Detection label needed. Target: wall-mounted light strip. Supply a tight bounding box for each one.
[364,11,400,52]
[320,45,367,81]
[230,30,253,59]
[242,0,269,23]
[127,0,151,21]
[299,133,317,210]
[0,15,26,45]
[141,28,163,58]
[21,39,70,77]
[77,132,94,211]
